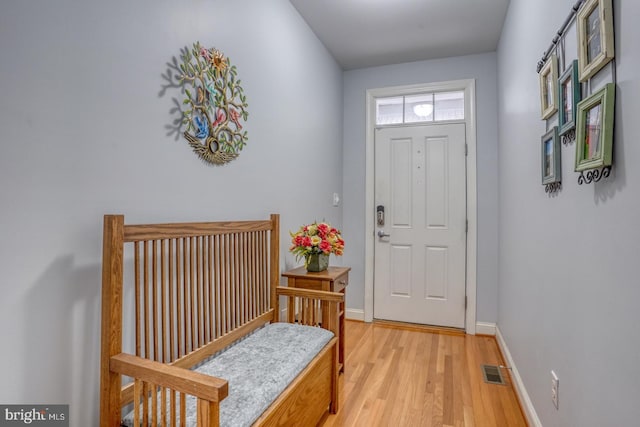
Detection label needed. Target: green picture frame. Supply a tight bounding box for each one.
[541,126,561,185]
[558,60,581,137]
[574,83,615,172]
[577,0,615,82]
[539,54,558,120]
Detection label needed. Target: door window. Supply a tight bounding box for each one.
[375,91,464,125]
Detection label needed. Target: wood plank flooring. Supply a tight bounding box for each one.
[321,320,527,427]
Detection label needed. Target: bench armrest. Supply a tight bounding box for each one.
[110,353,228,402]
[276,286,344,334]
[276,286,344,302]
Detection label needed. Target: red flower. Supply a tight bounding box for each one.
[319,240,332,254]
[317,223,329,238]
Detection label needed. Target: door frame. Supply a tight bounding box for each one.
[364,79,478,334]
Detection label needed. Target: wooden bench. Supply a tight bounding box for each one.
[99,214,342,426]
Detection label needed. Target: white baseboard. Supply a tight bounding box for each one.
[345,308,365,321]
[475,321,496,335]
[496,326,542,427]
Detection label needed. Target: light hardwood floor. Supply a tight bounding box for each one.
[321,320,527,427]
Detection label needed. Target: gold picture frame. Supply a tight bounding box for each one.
[539,54,558,120]
[577,0,614,82]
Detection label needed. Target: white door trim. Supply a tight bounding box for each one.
[364,79,478,334]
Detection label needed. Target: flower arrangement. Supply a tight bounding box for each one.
[289,221,345,267]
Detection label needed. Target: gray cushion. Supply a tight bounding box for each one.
[122,322,333,427]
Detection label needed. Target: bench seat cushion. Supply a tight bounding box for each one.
[122,322,334,427]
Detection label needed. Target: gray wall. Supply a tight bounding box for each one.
[0,0,343,425]
[342,53,499,323]
[497,0,640,425]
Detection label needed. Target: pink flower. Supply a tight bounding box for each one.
[199,47,211,60]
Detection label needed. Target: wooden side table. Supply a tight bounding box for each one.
[282,266,350,372]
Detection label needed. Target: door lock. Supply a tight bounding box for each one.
[376,205,385,226]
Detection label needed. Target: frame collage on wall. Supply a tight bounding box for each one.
[537,0,615,191]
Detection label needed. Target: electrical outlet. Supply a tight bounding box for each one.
[551,370,559,409]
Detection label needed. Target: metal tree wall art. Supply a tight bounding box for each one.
[178,42,248,165]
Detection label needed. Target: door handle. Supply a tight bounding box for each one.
[377,230,390,238]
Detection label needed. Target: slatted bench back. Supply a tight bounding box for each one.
[100,214,280,409]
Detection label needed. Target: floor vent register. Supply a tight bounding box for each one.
[481,364,506,385]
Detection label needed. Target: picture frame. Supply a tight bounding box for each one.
[541,126,561,185]
[577,0,615,82]
[539,54,558,120]
[558,60,581,137]
[574,83,615,172]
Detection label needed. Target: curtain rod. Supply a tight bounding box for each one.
[536,0,586,73]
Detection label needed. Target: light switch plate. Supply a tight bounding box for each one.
[551,370,559,409]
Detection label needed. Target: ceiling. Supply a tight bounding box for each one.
[289,0,510,70]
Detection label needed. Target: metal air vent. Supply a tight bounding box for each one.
[481,364,506,385]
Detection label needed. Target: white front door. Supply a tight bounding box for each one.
[374,123,467,328]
